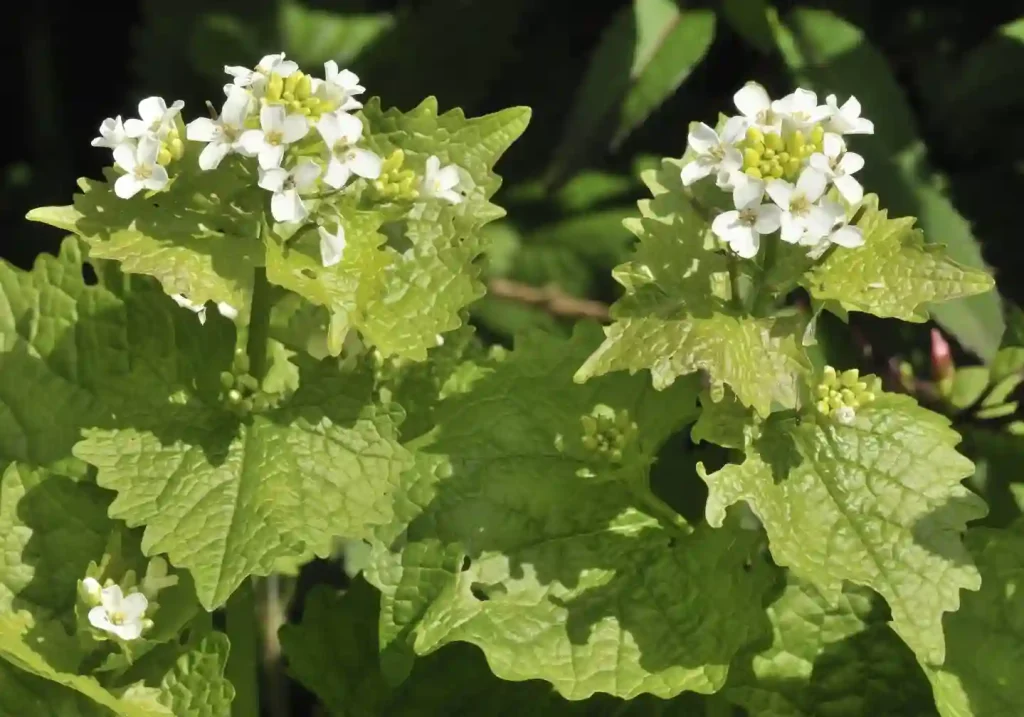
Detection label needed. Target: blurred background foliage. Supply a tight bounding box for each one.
[6,0,1024,711]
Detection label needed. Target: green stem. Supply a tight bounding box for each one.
[727,254,743,311]
[246,267,273,382]
[753,236,777,316]
[226,581,260,717]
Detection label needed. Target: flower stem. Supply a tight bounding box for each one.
[246,267,273,382]
[226,580,260,717]
[727,254,743,311]
[753,236,777,315]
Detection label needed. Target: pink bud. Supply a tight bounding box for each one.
[930,328,953,381]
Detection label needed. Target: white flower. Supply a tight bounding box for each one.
[124,97,184,139]
[239,105,309,169]
[170,294,238,324]
[824,94,874,135]
[835,405,856,425]
[765,168,834,244]
[809,133,865,204]
[315,112,381,189]
[113,137,169,199]
[186,87,253,170]
[421,156,462,204]
[711,183,782,258]
[318,223,346,267]
[258,160,321,223]
[91,116,130,149]
[802,200,864,258]
[733,82,781,132]
[772,88,828,129]
[225,52,298,90]
[321,61,365,111]
[680,118,746,186]
[87,584,148,641]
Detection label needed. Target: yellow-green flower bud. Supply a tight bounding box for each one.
[764,132,785,151]
[295,74,312,100]
[157,147,172,166]
[746,127,764,144]
[267,73,284,102]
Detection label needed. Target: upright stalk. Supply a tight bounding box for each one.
[752,236,777,315]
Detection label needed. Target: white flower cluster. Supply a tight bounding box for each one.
[91,52,465,273]
[81,577,150,641]
[681,82,873,259]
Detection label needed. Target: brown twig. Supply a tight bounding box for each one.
[487,278,611,322]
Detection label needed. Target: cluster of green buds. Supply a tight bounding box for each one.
[371,149,421,201]
[579,404,638,465]
[156,121,186,167]
[219,351,276,416]
[815,366,878,424]
[741,125,825,182]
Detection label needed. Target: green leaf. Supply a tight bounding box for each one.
[770,8,1004,359]
[27,151,264,311]
[74,352,412,609]
[691,390,750,450]
[699,393,987,666]
[153,634,233,717]
[281,1,394,68]
[548,1,714,181]
[367,325,772,700]
[0,659,110,716]
[725,576,936,716]
[574,159,809,416]
[925,520,1024,717]
[949,366,991,411]
[804,196,994,324]
[720,0,775,54]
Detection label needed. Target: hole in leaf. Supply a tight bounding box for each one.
[460,556,471,572]
[470,583,489,602]
[300,268,317,280]
[178,628,191,645]
[81,262,98,286]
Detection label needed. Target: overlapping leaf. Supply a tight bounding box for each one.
[366,325,772,700]
[699,393,987,666]
[575,159,810,416]
[151,634,233,717]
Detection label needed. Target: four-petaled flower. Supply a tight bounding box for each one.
[824,94,874,135]
[680,118,746,186]
[772,88,828,129]
[321,61,365,111]
[113,136,169,199]
[316,112,382,189]
[733,82,781,132]
[711,183,781,258]
[124,96,184,140]
[318,223,347,267]
[421,155,462,204]
[765,168,834,245]
[809,133,865,204]
[225,53,298,92]
[803,200,864,258]
[91,116,130,150]
[186,86,253,170]
[258,160,321,222]
[87,584,149,641]
[240,105,310,169]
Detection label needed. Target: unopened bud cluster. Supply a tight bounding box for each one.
[219,351,276,415]
[580,404,638,465]
[815,366,878,425]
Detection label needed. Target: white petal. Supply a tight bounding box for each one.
[88,605,114,631]
[291,160,322,189]
[198,140,230,171]
[830,224,864,248]
[99,584,125,612]
[804,205,836,239]
[171,294,201,311]
[224,65,251,80]
[779,214,804,243]
[425,155,441,178]
[687,123,719,154]
[680,157,712,186]
[837,151,864,175]
[111,620,144,641]
[438,189,463,204]
[123,118,149,138]
[835,405,857,424]
[121,592,149,620]
[335,112,365,144]
[796,168,827,202]
[260,104,285,132]
[239,129,267,156]
[347,149,382,179]
[186,117,220,142]
[217,303,239,320]
[823,132,844,159]
[720,146,743,174]
[323,157,352,189]
[316,112,343,146]
[727,225,760,258]
[196,306,208,325]
[143,165,169,191]
[732,175,764,209]
[114,174,143,199]
[319,226,347,267]
[734,82,771,118]
[764,179,794,209]
[720,115,749,144]
[850,117,874,134]
[279,114,310,144]
[435,164,460,191]
[808,153,832,175]
[340,96,364,112]
[136,136,161,166]
[840,96,862,119]
[258,167,288,192]
[137,96,168,123]
[271,189,307,223]
[258,144,285,170]
[258,53,284,69]
[323,60,339,82]
[833,174,863,204]
[753,204,782,234]
[221,87,252,127]
[113,143,136,172]
[275,60,299,77]
[711,210,740,240]
[82,577,101,596]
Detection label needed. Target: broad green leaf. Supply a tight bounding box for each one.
[0,659,110,716]
[690,390,750,450]
[720,0,775,54]
[366,326,772,700]
[926,520,1024,717]
[725,577,935,716]
[949,366,990,411]
[281,1,394,68]
[804,196,994,324]
[770,8,1004,359]
[27,150,264,311]
[153,634,233,717]
[74,352,412,609]
[700,393,987,666]
[575,159,809,416]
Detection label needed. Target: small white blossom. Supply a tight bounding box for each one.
[258,159,321,223]
[772,88,828,129]
[733,82,781,132]
[170,294,238,324]
[124,97,184,140]
[318,223,346,267]
[320,61,365,111]
[88,584,148,641]
[186,87,253,170]
[824,94,874,135]
[113,137,168,199]
[809,133,864,204]
[765,168,834,244]
[711,182,781,258]
[316,112,381,189]
[91,116,130,150]
[239,105,309,169]
[81,577,102,603]
[802,200,864,258]
[680,118,745,186]
[421,155,462,204]
[225,52,298,91]
[835,405,856,425]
